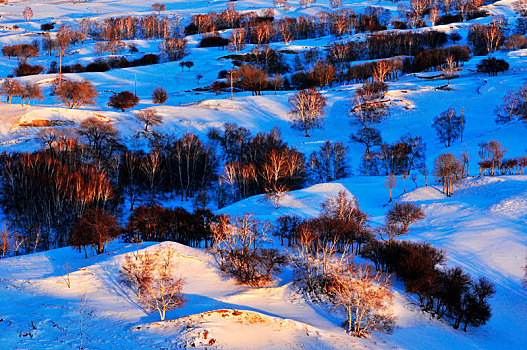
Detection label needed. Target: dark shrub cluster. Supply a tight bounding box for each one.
[51,54,160,74]
[199,35,230,48]
[403,46,471,73]
[361,239,495,331]
[14,62,44,76]
[124,205,217,248]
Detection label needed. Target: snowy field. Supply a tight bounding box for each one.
[0,0,526,348]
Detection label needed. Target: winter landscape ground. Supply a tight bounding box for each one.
[0,0,526,349]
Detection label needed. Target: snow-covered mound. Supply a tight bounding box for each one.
[219,182,356,221]
[136,309,366,349]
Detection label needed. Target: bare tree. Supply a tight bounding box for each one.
[377,221,405,243]
[401,172,409,193]
[1,79,23,104]
[268,74,284,95]
[141,150,163,205]
[279,20,295,45]
[288,89,327,137]
[419,165,428,186]
[433,108,464,148]
[373,60,392,83]
[443,56,458,84]
[151,3,166,14]
[386,202,425,233]
[21,82,43,105]
[0,225,12,258]
[254,21,273,45]
[461,146,470,177]
[237,65,268,96]
[434,153,465,196]
[330,0,343,8]
[77,117,119,156]
[78,293,88,350]
[329,263,395,337]
[136,108,162,132]
[228,28,246,53]
[443,0,456,14]
[429,7,440,27]
[121,247,186,321]
[385,173,397,202]
[411,173,418,188]
[120,251,158,298]
[23,7,33,32]
[260,149,303,208]
[212,214,280,286]
[54,79,98,109]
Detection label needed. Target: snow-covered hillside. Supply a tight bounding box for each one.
[1,0,527,348]
[1,177,526,349]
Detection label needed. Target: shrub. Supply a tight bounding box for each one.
[212,214,287,286]
[392,21,407,29]
[386,202,425,234]
[136,53,159,66]
[40,23,54,31]
[69,208,121,257]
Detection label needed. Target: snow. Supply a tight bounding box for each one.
[0,0,526,348]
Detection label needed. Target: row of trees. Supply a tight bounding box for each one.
[357,134,427,176]
[0,79,43,105]
[1,78,167,112]
[0,114,219,252]
[2,43,39,59]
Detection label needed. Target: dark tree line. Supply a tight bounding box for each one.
[403,46,471,73]
[184,5,392,44]
[0,147,116,251]
[124,205,218,248]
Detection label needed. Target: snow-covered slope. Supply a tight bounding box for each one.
[1,176,526,349]
[0,0,527,348]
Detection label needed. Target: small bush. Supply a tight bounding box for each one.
[152,87,168,105]
[135,53,159,66]
[40,23,54,31]
[392,21,407,30]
